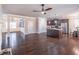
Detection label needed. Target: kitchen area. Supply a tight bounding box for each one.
[47,18,69,38]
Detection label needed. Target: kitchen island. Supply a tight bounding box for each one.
[47,28,62,38]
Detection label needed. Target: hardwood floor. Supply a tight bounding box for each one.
[2,32,79,55]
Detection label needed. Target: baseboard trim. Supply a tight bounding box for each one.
[25,32,47,35]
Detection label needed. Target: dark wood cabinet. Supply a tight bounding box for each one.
[47,19,62,38]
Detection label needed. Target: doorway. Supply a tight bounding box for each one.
[61,23,68,34]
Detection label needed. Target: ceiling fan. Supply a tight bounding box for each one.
[33,4,52,14]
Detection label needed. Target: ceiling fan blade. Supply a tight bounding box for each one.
[33,10,42,12]
[45,8,52,11]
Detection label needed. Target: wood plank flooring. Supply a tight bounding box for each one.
[2,32,79,55]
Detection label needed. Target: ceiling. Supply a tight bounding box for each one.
[2,4,79,18]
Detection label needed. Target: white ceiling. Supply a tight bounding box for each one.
[2,4,79,18]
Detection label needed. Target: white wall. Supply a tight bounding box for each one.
[69,18,79,33]
[38,17,47,33]
[2,14,47,35]
[24,17,47,34]
[69,15,79,33]
[25,17,37,34]
[25,17,47,34]
[0,5,2,51]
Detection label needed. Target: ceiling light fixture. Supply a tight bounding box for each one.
[41,11,45,14]
[33,4,52,15]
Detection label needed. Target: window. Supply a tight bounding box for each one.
[10,21,17,28]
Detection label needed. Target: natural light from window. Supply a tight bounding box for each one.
[10,21,17,28]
